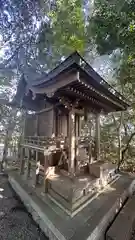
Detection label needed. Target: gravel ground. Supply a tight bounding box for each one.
[0,175,48,240]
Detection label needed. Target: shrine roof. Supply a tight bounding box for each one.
[29,52,128,103]
[11,51,129,111]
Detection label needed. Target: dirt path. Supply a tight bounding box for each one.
[0,175,48,240]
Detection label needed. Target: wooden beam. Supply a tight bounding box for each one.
[80,76,125,110]
[67,86,111,112]
[21,144,44,152]
[74,108,84,115]
[35,106,53,114]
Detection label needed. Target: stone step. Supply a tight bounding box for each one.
[106,195,135,240]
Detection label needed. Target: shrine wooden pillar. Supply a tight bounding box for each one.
[95,113,100,161]
[68,108,76,175]
[20,147,25,174]
[20,111,27,175]
[27,149,31,178]
[44,153,50,193]
[35,114,39,136]
[23,110,27,138]
[52,107,56,137]
[34,150,39,186]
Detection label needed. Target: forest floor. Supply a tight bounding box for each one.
[0,175,48,240]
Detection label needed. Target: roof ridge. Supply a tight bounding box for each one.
[32,51,81,87]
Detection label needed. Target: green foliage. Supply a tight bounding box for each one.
[90,0,135,85]
[90,0,135,53]
[48,0,86,54]
[37,0,88,69]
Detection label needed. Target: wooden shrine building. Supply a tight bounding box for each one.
[13,52,129,214]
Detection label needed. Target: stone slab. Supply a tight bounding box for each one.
[106,195,135,240]
[8,171,135,240]
[89,162,116,180]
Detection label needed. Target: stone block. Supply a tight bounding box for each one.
[89,162,116,186]
[89,162,100,178]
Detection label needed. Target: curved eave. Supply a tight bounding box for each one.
[57,81,127,113]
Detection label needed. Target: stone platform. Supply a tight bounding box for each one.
[8,170,135,240]
[46,162,117,215]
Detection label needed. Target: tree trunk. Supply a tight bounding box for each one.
[117,128,122,171]
[1,108,18,171]
[112,112,123,171]
[17,109,26,161]
[117,131,135,170]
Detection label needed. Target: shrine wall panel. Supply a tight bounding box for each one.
[38,108,54,137]
[24,114,37,136]
[61,115,68,136]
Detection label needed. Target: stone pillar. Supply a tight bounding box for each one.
[95,113,100,161]
[68,108,76,175]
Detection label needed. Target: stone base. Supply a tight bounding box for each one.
[8,171,135,240]
[89,161,117,186]
[47,163,118,215]
[47,173,100,214]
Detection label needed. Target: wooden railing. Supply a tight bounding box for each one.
[23,136,65,148]
[23,135,98,163]
[23,135,95,147]
[21,135,114,173]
